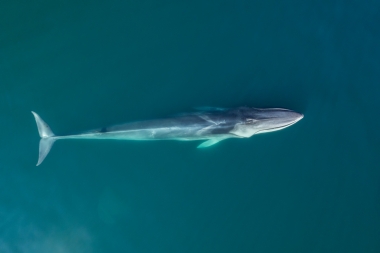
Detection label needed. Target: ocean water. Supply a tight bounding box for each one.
[1,0,379,252]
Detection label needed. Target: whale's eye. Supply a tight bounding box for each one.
[246,118,256,124]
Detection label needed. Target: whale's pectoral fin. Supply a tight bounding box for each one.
[197,138,225,148]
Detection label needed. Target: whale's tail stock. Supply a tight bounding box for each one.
[31,111,56,166]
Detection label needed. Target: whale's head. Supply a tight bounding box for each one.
[230,107,303,137]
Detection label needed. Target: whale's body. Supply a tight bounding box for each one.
[32,107,303,165]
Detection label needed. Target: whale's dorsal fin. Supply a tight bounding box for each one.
[197,138,225,148]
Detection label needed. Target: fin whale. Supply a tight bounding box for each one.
[32,107,303,166]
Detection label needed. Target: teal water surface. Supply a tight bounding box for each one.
[1,0,379,252]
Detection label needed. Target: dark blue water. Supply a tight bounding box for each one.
[1,0,379,252]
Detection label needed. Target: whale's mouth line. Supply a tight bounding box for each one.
[256,119,300,134]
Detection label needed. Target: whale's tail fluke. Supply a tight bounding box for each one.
[31,111,56,166]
